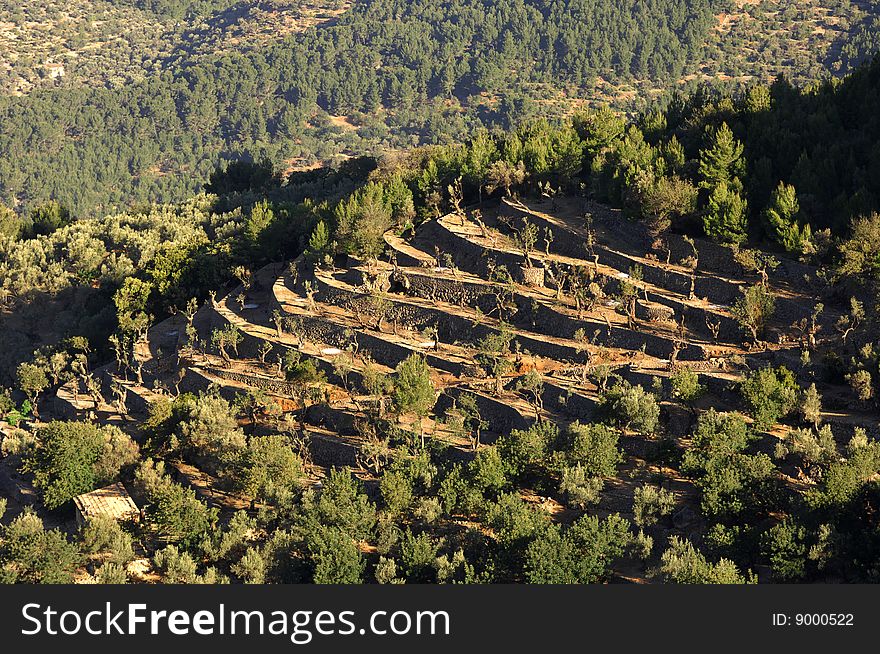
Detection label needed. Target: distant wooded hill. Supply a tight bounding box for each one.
[0,0,878,218]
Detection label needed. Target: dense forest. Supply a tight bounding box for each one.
[593,57,880,240]
[3,0,880,220]
[836,13,880,72]
[0,0,768,218]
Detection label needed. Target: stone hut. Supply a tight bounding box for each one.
[72,482,140,529]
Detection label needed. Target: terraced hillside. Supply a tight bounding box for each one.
[20,192,872,583]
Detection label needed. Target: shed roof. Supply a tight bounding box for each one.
[73,482,139,521]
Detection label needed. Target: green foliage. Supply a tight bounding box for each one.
[8,1,880,589]
[475,324,515,393]
[0,512,81,584]
[437,466,482,517]
[741,366,799,430]
[448,391,487,450]
[764,182,812,253]
[683,410,751,468]
[205,160,277,196]
[558,464,603,509]
[484,493,549,551]
[240,435,305,505]
[115,0,240,19]
[29,201,72,237]
[557,421,623,478]
[283,470,377,584]
[153,544,228,584]
[785,425,837,468]
[669,367,705,403]
[496,422,556,478]
[523,514,631,584]
[114,276,154,337]
[636,174,699,232]
[806,440,880,512]
[584,58,880,246]
[0,0,720,218]
[824,479,880,580]
[307,220,330,255]
[704,181,748,244]
[305,525,365,584]
[659,536,755,584]
[380,470,414,516]
[211,324,243,360]
[731,284,776,342]
[231,547,268,584]
[334,182,395,260]
[95,562,129,584]
[300,469,377,543]
[469,446,510,497]
[698,123,745,191]
[761,521,808,581]
[134,460,218,545]
[2,7,880,258]
[24,421,138,510]
[574,105,627,157]
[284,351,326,385]
[175,393,246,474]
[199,510,258,563]
[399,529,441,583]
[847,368,873,402]
[0,387,13,415]
[392,354,435,419]
[242,200,276,251]
[801,383,823,428]
[81,516,135,566]
[0,428,35,458]
[599,380,660,434]
[632,485,676,527]
[16,362,49,406]
[0,202,21,239]
[682,410,777,521]
[837,213,880,279]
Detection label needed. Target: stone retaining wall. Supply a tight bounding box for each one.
[524,299,706,361]
[314,273,591,364]
[423,218,741,346]
[307,431,360,467]
[540,382,598,419]
[499,201,822,327]
[434,387,532,437]
[498,201,744,303]
[503,200,823,294]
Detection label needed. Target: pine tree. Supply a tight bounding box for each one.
[704,181,748,244]
[764,182,812,253]
[698,122,745,191]
[308,220,330,255]
[244,200,274,244]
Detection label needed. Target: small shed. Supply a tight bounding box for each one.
[43,62,66,80]
[73,482,140,528]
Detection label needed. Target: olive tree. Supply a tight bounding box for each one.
[732,284,775,343]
